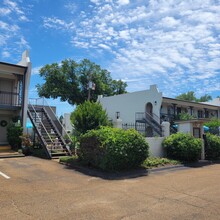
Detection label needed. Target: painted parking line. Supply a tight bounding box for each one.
[0,171,10,179]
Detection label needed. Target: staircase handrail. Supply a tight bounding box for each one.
[145,112,161,127]
[41,107,71,156]
[27,109,51,158]
[145,112,162,136]
[28,103,54,146]
[42,98,73,144]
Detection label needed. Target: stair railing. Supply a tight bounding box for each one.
[42,98,73,145]
[145,112,162,136]
[28,103,54,151]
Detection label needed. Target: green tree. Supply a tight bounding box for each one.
[176,91,212,102]
[37,59,127,105]
[197,94,212,102]
[176,91,197,101]
[70,101,110,135]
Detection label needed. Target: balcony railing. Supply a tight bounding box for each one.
[0,91,21,107]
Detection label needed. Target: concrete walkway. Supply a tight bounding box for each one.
[0,157,220,220]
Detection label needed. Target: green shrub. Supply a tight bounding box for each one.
[70,101,110,136]
[178,113,195,120]
[79,127,149,171]
[142,157,180,168]
[163,132,202,162]
[7,123,23,150]
[204,118,220,129]
[205,133,220,160]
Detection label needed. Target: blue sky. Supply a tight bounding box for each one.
[1,0,220,116]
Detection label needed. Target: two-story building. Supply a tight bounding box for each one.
[98,85,220,137]
[0,51,31,145]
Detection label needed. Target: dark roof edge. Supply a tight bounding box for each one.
[162,96,219,108]
[0,61,27,69]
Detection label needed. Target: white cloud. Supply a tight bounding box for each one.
[2,51,10,58]
[117,0,130,6]
[42,0,220,96]
[0,0,30,61]
[0,7,11,15]
[31,66,42,75]
[43,17,75,31]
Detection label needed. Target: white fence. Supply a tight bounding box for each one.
[146,137,166,158]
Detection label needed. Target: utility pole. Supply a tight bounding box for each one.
[87,70,95,101]
[87,81,95,101]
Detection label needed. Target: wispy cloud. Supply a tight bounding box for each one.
[42,0,220,97]
[32,66,42,75]
[0,0,30,61]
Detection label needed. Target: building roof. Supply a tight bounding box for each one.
[163,97,219,110]
[0,61,27,76]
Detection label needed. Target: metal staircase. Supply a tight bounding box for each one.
[28,103,72,159]
[135,112,162,137]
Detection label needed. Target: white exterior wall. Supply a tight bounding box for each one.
[98,85,162,124]
[63,113,73,133]
[18,50,32,131]
[178,123,192,134]
[146,137,165,157]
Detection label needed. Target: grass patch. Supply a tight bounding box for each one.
[142,157,180,169]
[59,155,79,165]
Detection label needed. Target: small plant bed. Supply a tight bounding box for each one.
[60,156,181,171]
[142,157,181,169]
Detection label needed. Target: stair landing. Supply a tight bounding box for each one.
[0,146,24,159]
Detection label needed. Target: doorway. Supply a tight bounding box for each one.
[146,102,153,115]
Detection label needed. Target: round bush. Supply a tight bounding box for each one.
[205,133,220,160]
[7,123,23,150]
[162,132,202,162]
[79,127,149,171]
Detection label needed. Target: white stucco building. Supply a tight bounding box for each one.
[98,85,220,137]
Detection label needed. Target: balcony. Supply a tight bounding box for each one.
[0,91,22,109]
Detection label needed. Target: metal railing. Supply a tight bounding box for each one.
[0,91,21,106]
[29,98,73,144]
[28,104,55,152]
[43,98,73,143]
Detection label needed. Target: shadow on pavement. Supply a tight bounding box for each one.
[60,159,220,180]
[63,164,149,180]
[184,160,220,168]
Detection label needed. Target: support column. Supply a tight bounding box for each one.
[161,121,170,137]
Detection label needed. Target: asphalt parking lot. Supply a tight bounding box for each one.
[1,156,220,220]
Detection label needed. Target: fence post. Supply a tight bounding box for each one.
[161,121,170,137]
[114,118,122,129]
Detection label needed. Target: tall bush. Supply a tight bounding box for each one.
[7,123,23,150]
[163,132,202,162]
[79,127,149,171]
[205,133,220,160]
[70,101,110,136]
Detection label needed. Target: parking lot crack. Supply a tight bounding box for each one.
[11,200,33,218]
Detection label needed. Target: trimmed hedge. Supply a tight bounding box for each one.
[79,127,149,171]
[163,132,202,162]
[205,133,220,160]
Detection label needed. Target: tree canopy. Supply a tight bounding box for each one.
[176,91,212,102]
[37,59,127,105]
